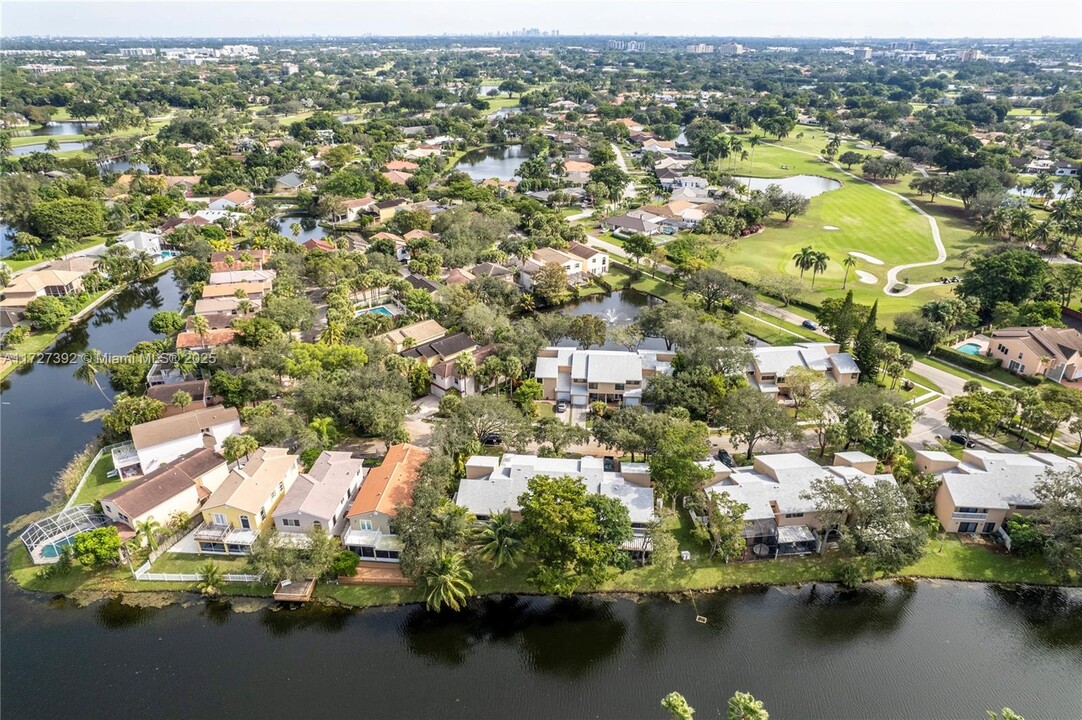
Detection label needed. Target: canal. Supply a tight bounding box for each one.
[2,275,1081,720]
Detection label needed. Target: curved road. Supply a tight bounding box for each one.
[765,143,948,296]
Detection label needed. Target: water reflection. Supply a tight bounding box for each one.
[456,145,528,181]
[990,585,1082,650]
[200,599,233,626]
[794,582,914,641]
[403,595,626,676]
[259,602,352,637]
[96,595,160,630]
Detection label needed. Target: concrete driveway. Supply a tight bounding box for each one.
[403,394,441,447]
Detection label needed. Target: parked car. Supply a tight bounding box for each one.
[801,320,818,331]
[555,400,569,413]
[716,449,735,468]
[481,433,502,446]
[948,433,976,448]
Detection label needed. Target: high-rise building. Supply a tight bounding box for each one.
[686,43,714,54]
[718,42,745,56]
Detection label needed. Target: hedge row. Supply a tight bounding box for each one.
[932,345,1001,372]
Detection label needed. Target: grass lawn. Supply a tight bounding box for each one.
[483,96,522,110]
[70,454,119,507]
[4,236,109,271]
[905,536,1057,584]
[151,553,250,574]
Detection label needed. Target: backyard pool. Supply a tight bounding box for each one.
[355,304,398,318]
[957,342,984,355]
[41,536,77,559]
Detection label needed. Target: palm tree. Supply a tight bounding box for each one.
[792,246,815,279]
[135,518,162,551]
[1028,219,1059,254]
[978,208,1011,241]
[424,551,474,612]
[132,251,155,279]
[189,314,211,347]
[841,255,857,289]
[308,416,339,448]
[74,349,111,403]
[502,356,523,398]
[809,251,830,287]
[749,134,761,162]
[290,222,302,238]
[1032,173,1056,206]
[197,562,223,597]
[455,350,477,388]
[1010,207,1035,240]
[320,320,345,345]
[727,691,769,720]
[475,510,523,569]
[173,348,200,377]
[236,298,255,315]
[728,135,743,169]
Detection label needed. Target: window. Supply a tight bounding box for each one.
[278,481,285,494]
[626,380,640,386]
[359,519,373,530]
[784,512,803,519]
[240,515,251,530]
[958,522,978,533]
[281,518,300,527]
[312,521,322,531]
[212,513,227,526]
[615,383,625,391]
[588,382,598,389]
[259,508,266,521]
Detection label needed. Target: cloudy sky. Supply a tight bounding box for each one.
[2,0,1079,38]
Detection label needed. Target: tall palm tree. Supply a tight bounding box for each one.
[424,551,474,612]
[189,314,211,347]
[728,135,744,169]
[173,348,200,377]
[475,510,523,569]
[320,320,345,346]
[792,246,815,279]
[809,251,830,287]
[1010,207,1035,240]
[841,255,857,289]
[1028,219,1059,254]
[132,251,155,279]
[74,349,111,403]
[977,208,1011,241]
[1032,173,1056,206]
[749,134,761,162]
[135,518,162,551]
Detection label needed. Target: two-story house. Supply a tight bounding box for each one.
[533,347,675,407]
[988,326,1082,384]
[273,451,366,536]
[342,443,428,562]
[747,342,860,402]
[195,447,299,554]
[121,406,241,477]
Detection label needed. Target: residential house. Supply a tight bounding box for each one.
[376,319,448,352]
[207,189,255,211]
[199,280,273,300]
[601,214,661,236]
[402,332,478,368]
[302,238,337,252]
[100,448,228,533]
[369,231,410,262]
[338,196,377,223]
[403,229,437,244]
[470,262,517,284]
[456,454,655,553]
[116,230,164,261]
[988,326,1082,383]
[0,267,87,325]
[343,443,429,561]
[1053,161,1079,177]
[566,242,609,276]
[915,449,1082,535]
[444,268,475,286]
[673,175,708,189]
[122,406,241,477]
[613,118,645,133]
[175,328,236,351]
[385,159,420,172]
[382,170,413,186]
[642,138,677,154]
[273,451,366,536]
[195,447,300,554]
[702,452,892,557]
[430,344,497,396]
[748,342,861,401]
[193,295,263,316]
[210,249,271,271]
[145,379,214,417]
[534,346,675,407]
[208,269,277,285]
[274,172,306,193]
[517,245,607,290]
[404,274,441,294]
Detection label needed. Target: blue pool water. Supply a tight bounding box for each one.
[41,536,77,558]
[160,251,179,260]
[957,342,983,355]
[357,306,394,317]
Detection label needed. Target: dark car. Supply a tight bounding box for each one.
[481,433,502,446]
[716,449,735,468]
[948,433,976,448]
[555,400,569,413]
[801,319,818,331]
[603,456,616,472]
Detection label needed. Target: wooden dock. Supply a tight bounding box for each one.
[272,578,316,602]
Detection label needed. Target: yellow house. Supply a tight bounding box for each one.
[195,447,299,555]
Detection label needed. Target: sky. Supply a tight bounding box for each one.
[1,0,1080,39]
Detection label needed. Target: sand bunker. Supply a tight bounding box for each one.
[823,225,840,231]
[856,270,878,284]
[848,251,884,265]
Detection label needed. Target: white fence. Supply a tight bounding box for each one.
[131,561,262,584]
[63,442,129,511]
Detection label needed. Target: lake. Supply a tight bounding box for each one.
[10,121,98,137]
[457,144,528,181]
[2,274,1081,720]
[11,140,89,156]
[275,213,327,243]
[0,221,14,257]
[736,174,842,198]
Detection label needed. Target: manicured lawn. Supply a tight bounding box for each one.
[151,553,250,574]
[482,96,522,110]
[70,454,119,506]
[905,536,1057,585]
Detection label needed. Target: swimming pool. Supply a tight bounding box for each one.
[41,536,77,559]
[356,305,395,317]
[160,250,179,260]
[957,342,983,355]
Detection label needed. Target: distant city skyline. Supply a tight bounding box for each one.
[2,1,1080,40]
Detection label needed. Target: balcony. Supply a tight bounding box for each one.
[194,523,258,546]
[952,511,989,521]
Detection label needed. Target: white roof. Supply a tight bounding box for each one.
[940,451,1080,510]
[750,342,859,377]
[457,454,655,524]
[535,348,670,385]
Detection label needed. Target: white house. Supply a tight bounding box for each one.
[100,448,228,532]
[534,347,675,407]
[123,406,241,476]
[116,231,164,261]
[272,451,366,536]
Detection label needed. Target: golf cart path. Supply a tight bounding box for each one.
[764,142,947,297]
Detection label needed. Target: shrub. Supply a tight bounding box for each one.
[328,550,360,579]
[837,560,866,589]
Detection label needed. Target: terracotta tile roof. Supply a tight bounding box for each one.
[383,170,413,185]
[175,328,236,349]
[385,160,420,171]
[302,239,337,252]
[346,444,428,519]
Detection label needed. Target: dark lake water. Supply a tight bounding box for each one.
[2,274,1082,720]
[275,213,327,243]
[456,144,528,181]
